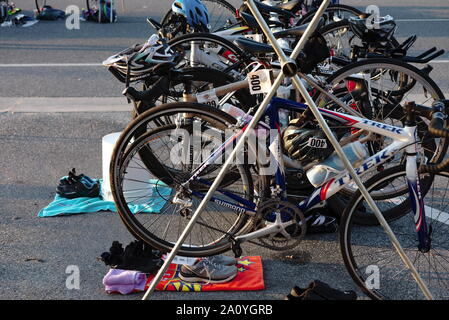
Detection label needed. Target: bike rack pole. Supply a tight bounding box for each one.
[246,0,433,300]
[142,0,433,300]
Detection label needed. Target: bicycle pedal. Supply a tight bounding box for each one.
[231,240,243,258]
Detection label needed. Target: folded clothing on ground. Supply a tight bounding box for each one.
[103,269,147,295]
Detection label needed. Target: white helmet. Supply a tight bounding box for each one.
[103,34,176,83]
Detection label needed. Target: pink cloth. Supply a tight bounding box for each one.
[103,269,147,294]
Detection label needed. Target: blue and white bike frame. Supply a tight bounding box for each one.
[184,96,430,248]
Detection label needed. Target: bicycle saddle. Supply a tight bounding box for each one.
[240,11,284,30]
[234,37,293,55]
[274,0,303,12]
[253,0,296,19]
[273,17,325,39]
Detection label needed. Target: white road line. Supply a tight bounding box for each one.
[0,63,102,67]
[1,61,448,68]
[425,205,449,225]
[396,19,449,22]
[382,198,449,226]
[0,97,131,113]
[429,60,449,64]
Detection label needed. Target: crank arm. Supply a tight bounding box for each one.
[234,220,296,243]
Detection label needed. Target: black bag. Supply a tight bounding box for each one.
[296,33,330,74]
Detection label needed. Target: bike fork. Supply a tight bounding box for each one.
[404,127,431,252]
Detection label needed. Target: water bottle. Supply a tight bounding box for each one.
[306,141,368,187]
[219,103,250,121]
[219,104,269,139]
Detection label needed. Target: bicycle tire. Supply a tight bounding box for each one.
[340,167,449,299]
[111,102,261,257]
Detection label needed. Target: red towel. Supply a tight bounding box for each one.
[145,256,265,292]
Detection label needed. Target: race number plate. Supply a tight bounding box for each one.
[247,69,272,95]
[196,89,219,107]
[307,137,327,149]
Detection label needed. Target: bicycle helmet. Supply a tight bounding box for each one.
[102,34,176,83]
[349,15,396,44]
[171,0,210,31]
[283,123,334,164]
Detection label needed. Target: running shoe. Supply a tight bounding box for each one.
[204,254,236,266]
[180,259,238,283]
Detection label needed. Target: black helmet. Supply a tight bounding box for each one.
[349,15,396,44]
[283,124,334,164]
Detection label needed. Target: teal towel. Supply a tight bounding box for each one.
[38,179,171,217]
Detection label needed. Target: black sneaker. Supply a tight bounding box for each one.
[100,241,124,267]
[57,168,100,199]
[100,240,163,274]
[285,280,357,300]
[306,213,338,234]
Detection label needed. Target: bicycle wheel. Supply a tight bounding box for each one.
[298,4,362,25]
[168,32,250,79]
[35,0,46,13]
[316,58,446,204]
[161,0,237,37]
[340,168,449,300]
[111,102,264,256]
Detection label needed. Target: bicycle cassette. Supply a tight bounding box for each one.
[254,199,307,251]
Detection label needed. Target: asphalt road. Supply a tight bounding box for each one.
[0,0,449,301]
[1,0,448,96]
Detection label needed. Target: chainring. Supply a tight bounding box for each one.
[253,199,307,251]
